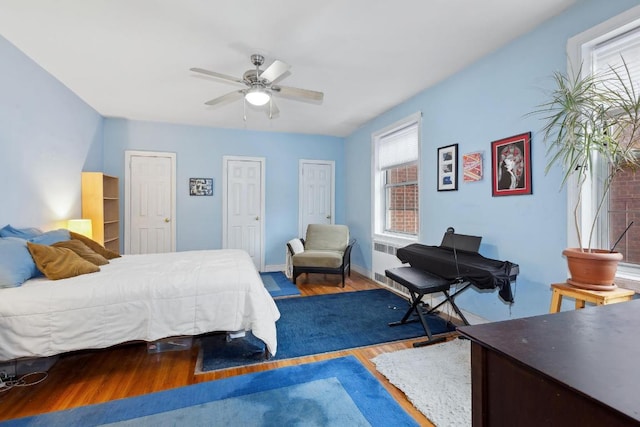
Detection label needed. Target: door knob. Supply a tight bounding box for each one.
[164,218,171,223]
[255,216,260,221]
[326,215,331,219]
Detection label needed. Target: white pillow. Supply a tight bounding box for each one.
[287,238,304,254]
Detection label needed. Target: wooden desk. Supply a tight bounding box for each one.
[549,283,635,313]
[459,300,640,426]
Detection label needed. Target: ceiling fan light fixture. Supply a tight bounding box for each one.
[245,87,270,106]
[192,54,324,116]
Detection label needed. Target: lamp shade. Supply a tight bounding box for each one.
[67,219,93,239]
[245,88,270,106]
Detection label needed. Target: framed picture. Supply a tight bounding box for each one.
[463,152,483,182]
[491,132,532,197]
[189,178,214,196]
[437,144,458,191]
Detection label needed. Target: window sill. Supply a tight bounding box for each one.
[373,233,417,248]
[614,276,640,294]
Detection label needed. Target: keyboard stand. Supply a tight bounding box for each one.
[386,266,471,347]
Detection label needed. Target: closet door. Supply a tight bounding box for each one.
[125,151,176,254]
[299,160,334,237]
[223,156,265,271]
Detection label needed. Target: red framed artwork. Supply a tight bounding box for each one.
[491,132,532,197]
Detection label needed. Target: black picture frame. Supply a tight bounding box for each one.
[189,178,214,196]
[437,144,458,191]
[491,132,532,197]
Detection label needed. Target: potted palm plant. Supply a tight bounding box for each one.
[535,59,640,290]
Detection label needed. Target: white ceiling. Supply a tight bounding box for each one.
[0,0,576,137]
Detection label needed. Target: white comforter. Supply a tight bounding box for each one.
[0,249,280,361]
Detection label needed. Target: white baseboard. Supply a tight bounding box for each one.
[263,264,286,273]
[351,265,372,278]
[426,295,490,325]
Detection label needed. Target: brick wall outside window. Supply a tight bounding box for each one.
[386,164,418,235]
[609,168,640,263]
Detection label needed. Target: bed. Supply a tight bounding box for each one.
[0,230,280,362]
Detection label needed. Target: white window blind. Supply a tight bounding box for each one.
[592,26,640,91]
[378,123,419,170]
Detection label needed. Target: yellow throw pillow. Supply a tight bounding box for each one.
[27,242,100,280]
[69,231,121,260]
[53,240,109,266]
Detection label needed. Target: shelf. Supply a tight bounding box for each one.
[82,172,120,255]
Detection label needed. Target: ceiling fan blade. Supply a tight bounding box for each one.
[259,60,291,83]
[204,90,245,106]
[266,100,280,119]
[272,85,324,102]
[190,67,245,85]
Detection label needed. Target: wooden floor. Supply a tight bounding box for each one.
[0,272,454,425]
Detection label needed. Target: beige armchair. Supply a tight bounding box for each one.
[288,224,356,287]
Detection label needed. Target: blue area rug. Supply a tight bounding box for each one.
[200,288,455,372]
[261,271,300,298]
[2,356,418,427]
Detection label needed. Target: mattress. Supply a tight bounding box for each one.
[0,249,280,361]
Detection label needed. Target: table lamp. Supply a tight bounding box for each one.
[67,219,93,239]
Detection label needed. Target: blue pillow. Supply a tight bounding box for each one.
[0,224,43,239]
[0,237,40,288]
[29,229,70,246]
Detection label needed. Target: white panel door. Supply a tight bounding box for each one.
[224,158,264,270]
[128,154,175,254]
[299,160,334,237]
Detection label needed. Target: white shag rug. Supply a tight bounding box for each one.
[372,339,471,427]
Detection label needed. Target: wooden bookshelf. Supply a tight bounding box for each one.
[81,172,120,254]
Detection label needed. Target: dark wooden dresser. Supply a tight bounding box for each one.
[458,298,640,426]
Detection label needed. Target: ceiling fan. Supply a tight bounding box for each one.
[190,54,324,119]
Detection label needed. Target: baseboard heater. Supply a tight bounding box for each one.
[372,240,407,297]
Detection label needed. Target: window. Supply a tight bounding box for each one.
[568,5,640,278]
[384,164,418,234]
[593,30,640,267]
[372,113,421,241]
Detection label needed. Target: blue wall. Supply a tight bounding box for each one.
[2,0,639,322]
[345,0,640,321]
[0,35,103,230]
[103,119,344,264]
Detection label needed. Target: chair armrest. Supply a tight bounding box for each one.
[343,239,356,263]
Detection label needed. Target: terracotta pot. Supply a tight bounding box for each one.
[562,248,623,291]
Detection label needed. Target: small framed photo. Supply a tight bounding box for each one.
[437,144,458,191]
[189,178,214,196]
[463,152,483,182]
[491,132,532,197]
